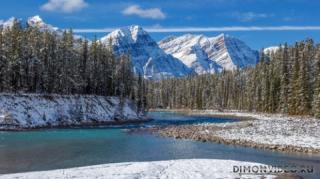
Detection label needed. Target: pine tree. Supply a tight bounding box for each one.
[279,44,290,113]
[296,44,311,115]
[0,27,4,91]
[313,46,320,117]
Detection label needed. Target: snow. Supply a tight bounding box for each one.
[0,17,17,29]
[0,94,142,129]
[0,16,82,40]
[159,34,222,74]
[185,110,320,150]
[263,46,280,54]
[0,159,277,179]
[100,25,193,80]
[27,15,59,32]
[159,33,259,73]
[1,15,260,79]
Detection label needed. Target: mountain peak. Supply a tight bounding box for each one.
[27,15,58,32]
[128,25,143,32]
[103,25,151,45]
[0,17,18,28]
[0,15,59,32]
[28,15,43,24]
[101,25,193,79]
[160,33,259,72]
[263,46,280,54]
[128,25,147,41]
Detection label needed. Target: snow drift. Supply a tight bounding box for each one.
[0,94,143,130]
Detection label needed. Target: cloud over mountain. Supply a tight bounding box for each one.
[122,5,166,19]
[41,0,88,13]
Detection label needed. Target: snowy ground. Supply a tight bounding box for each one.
[172,110,320,152]
[0,93,142,130]
[0,159,278,179]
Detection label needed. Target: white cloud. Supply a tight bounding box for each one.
[233,12,271,22]
[41,0,88,13]
[122,5,166,19]
[73,26,320,33]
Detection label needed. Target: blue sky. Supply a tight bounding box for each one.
[0,0,320,49]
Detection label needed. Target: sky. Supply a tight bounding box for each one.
[0,0,320,49]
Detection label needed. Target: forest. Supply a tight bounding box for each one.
[0,19,147,113]
[1,19,319,118]
[146,39,320,118]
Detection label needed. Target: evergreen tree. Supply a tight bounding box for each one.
[313,46,320,117]
[279,44,290,113]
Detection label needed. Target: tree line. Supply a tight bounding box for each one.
[146,39,320,118]
[0,19,147,114]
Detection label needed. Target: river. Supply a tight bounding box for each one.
[0,112,319,178]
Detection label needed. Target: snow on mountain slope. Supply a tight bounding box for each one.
[263,46,280,54]
[160,33,259,72]
[1,15,260,78]
[0,17,17,29]
[101,25,194,79]
[27,15,59,32]
[159,34,222,74]
[0,15,60,33]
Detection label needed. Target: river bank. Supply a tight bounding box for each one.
[0,94,146,131]
[154,109,320,154]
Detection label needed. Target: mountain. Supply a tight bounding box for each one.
[263,46,280,54]
[27,15,59,32]
[0,15,59,32]
[1,15,260,79]
[100,25,193,79]
[159,34,222,74]
[159,33,259,73]
[0,17,17,29]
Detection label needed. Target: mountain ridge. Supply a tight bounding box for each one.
[100,25,194,79]
[159,33,259,74]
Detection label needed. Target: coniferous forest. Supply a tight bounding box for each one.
[1,20,320,118]
[0,20,147,113]
[147,39,320,118]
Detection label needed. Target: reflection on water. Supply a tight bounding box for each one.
[0,112,319,178]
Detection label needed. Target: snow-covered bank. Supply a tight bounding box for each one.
[0,94,145,130]
[157,109,320,153]
[0,159,278,179]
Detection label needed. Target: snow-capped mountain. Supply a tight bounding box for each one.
[0,17,17,29]
[27,15,59,32]
[263,46,280,54]
[0,15,59,32]
[159,33,259,73]
[101,25,193,79]
[159,35,222,74]
[1,15,261,79]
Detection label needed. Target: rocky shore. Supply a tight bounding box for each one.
[155,110,320,154]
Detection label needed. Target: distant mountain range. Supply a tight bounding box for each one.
[159,33,259,74]
[100,25,193,79]
[0,16,275,79]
